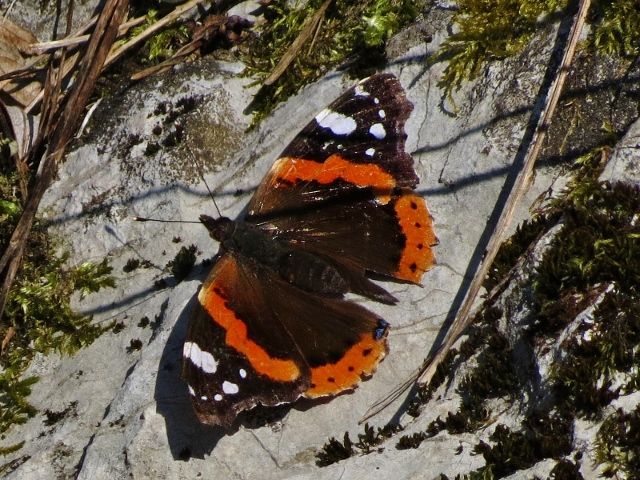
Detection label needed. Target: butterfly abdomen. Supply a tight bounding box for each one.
[278,250,349,296]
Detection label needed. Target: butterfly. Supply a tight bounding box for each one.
[181,73,437,427]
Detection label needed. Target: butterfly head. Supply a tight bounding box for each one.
[199,214,234,243]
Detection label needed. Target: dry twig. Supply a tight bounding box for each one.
[0,0,130,322]
[263,0,333,86]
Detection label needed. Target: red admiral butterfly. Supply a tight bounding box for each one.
[181,73,437,427]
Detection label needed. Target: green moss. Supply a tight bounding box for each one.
[0,170,115,452]
[427,0,640,102]
[244,0,420,125]
[354,422,402,453]
[406,347,459,418]
[523,181,640,419]
[123,258,141,272]
[130,9,189,65]
[596,405,640,478]
[592,0,640,56]
[432,0,567,98]
[474,425,537,478]
[467,412,574,479]
[486,215,558,293]
[534,180,640,311]
[548,459,584,480]
[524,409,573,459]
[550,288,640,419]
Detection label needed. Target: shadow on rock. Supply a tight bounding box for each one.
[155,293,226,459]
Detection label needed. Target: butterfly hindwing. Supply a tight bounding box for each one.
[182,253,389,427]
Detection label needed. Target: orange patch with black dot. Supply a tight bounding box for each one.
[394,193,437,283]
[304,333,387,398]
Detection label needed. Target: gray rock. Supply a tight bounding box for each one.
[4,7,613,480]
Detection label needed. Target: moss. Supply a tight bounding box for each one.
[317,423,402,465]
[0,232,115,444]
[432,0,567,98]
[397,431,427,449]
[129,9,189,65]
[112,321,126,334]
[524,409,574,459]
[521,181,640,419]
[592,0,640,56]
[443,325,521,433]
[595,405,640,478]
[138,316,150,328]
[44,401,78,426]
[461,332,520,399]
[354,422,401,453]
[427,0,640,103]
[406,347,459,418]
[317,432,355,466]
[474,424,537,478]
[243,0,421,125]
[123,258,141,273]
[548,459,584,480]
[461,410,572,478]
[535,181,640,299]
[128,339,143,352]
[167,244,198,282]
[550,288,640,419]
[485,215,558,293]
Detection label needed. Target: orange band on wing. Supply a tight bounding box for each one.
[394,194,437,283]
[304,333,387,398]
[200,262,301,383]
[274,155,397,189]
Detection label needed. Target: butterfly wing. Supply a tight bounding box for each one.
[182,253,389,427]
[245,74,436,297]
[247,73,418,214]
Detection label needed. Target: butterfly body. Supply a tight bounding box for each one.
[200,214,350,296]
[182,74,437,427]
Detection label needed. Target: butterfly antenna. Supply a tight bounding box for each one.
[185,141,223,218]
[359,368,421,424]
[133,217,200,223]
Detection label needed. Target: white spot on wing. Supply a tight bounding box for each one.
[315,109,357,136]
[184,341,218,373]
[222,381,239,395]
[365,148,375,157]
[183,341,193,357]
[201,395,208,401]
[354,84,369,96]
[369,123,386,139]
[374,97,380,104]
[200,351,217,373]
[214,394,223,401]
[188,385,196,396]
[239,369,247,378]
[378,109,386,118]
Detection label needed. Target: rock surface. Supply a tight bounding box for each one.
[4,3,640,479]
